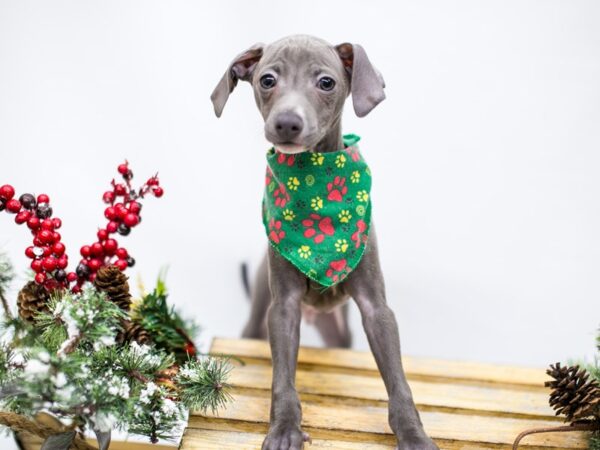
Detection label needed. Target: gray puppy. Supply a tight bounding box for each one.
[211,35,438,450]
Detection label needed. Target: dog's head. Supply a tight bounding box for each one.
[211,35,385,154]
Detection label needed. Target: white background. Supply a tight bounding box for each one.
[1,0,599,378]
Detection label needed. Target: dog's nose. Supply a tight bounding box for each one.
[274,112,303,141]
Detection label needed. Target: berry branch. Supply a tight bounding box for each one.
[0,161,164,293]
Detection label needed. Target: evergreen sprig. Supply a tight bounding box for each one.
[176,357,233,415]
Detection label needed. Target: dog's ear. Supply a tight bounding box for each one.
[335,43,385,118]
[210,43,264,118]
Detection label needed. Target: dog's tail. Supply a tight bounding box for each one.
[240,262,251,299]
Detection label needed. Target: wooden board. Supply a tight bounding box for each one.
[180,338,590,449]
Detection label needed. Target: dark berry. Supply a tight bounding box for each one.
[55,269,67,282]
[0,200,5,212]
[126,256,136,267]
[19,193,36,210]
[76,262,91,279]
[36,203,53,219]
[117,223,131,236]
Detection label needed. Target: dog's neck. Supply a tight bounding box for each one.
[314,117,343,153]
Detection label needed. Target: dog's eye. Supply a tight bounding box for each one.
[260,74,277,89]
[317,76,335,91]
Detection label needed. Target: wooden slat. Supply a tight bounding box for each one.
[211,338,550,387]
[227,361,554,418]
[188,389,588,448]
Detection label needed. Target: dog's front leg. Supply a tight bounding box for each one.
[345,230,438,450]
[262,247,308,450]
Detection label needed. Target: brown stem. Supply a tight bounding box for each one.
[0,289,13,319]
[57,332,83,357]
[513,422,600,450]
[129,369,150,383]
[0,411,96,450]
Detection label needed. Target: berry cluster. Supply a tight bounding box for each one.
[0,161,163,292]
[0,185,76,289]
[74,161,163,290]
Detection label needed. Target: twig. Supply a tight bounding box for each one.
[512,421,600,450]
[0,289,13,319]
[57,332,83,357]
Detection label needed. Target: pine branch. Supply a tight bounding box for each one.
[0,253,14,319]
[176,357,232,415]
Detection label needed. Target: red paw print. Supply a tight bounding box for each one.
[345,147,361,162]
[326,258,349,283]
[277,153,296,166]
[268,218,285,243]
[326,176,347,202]
[273,183,290,208]
[351,219,368,248]
[302,213,335,244]
[265,168,273,186]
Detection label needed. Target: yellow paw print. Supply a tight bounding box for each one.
[356,190,369,202]
[335,239,349,253]
[311,196,323,211]
[311,152,324,166]
[338,210,352,223]
[350,170,360,183]
[283,209,296,221]
[298,245,312,259]
[335,154,347,168]
[287,176,300,191]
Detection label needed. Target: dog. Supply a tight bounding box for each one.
[211,35,438,450]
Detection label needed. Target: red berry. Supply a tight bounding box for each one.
[87,258,102,272]
[57,255,68,269]
[103,191,115,204]
[37,194,50,204]
[52,218,62,229]
[53,232,61,242]
[107,221,119,233]
[124,213,139,227]
[38,229,54,244]
[116,248,128,259]
[15,210,31,224]
[6,199,22,213]
[67,272,78,282]
[33,236,43,247]
[114,184,126,196]
[44,279,58,290]
[103,238,118,255]
[97,229,109,241]
[72,285,82,294]
[115,259,128,270]
[31,259,43,273]
[0,185,15,200]
[52,242,66,256]
[80,245,91,257]
[104,206,117,220]
[34,273,46,284]
[129,201,142,214]
[42,257,57,271]
[41,219,54,230]
[89,273,97,282]
[43,246,52,257]
[118,163,129,175]
[115,203,128,219]
[27,216,40,230]
[25,246,36,259]
[152,187,164,198]
[91,242,104,256]
[147,177,159,186]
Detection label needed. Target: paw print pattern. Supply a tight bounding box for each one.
[326,258,350,283]
[351,219,368,248]
[277,153,296,166]
[268,218,285,244]
[273,183,290,208]
[327,176,347,202]
[302,213,335,244]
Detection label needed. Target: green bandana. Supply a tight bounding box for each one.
[262,134,372,287]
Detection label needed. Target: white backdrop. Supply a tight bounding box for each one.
[1,1,599,372]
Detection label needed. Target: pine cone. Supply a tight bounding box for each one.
[545,362,600,422]
[116,320,151,345]
[93,265,132,311]
[17,281,50,323]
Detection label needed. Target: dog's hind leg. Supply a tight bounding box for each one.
[314,303,352,348]
[242,252,270,340]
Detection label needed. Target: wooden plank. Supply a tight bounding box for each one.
[188,389,588,448]
[226,361,555,418]
[210,338,550,388]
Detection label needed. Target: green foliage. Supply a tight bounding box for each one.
[0,252,14,293]
[133,279,198,363]
[591,433,600,450]
[0,281,232,444]
[176,357,233,415]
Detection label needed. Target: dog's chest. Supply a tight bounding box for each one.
[301,281,349,322]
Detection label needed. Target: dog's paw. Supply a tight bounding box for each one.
[261,425,309,450]
[395,435,439,450]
